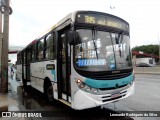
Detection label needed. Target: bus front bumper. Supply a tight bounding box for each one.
[73,82,135,110]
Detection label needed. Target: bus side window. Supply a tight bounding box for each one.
[17,53,19,64]
[45,33,55,60]
[31,44,36,62]
[36,39,44,61]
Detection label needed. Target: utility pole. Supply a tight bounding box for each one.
[158,35,160,65]
[0,0,11,93]
[0,7,2,86]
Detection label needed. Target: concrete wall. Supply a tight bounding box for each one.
[134,67,160,74]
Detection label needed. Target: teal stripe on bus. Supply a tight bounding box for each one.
[85,74,134,89]
[51,70,56,81]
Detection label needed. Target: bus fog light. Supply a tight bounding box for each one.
[86,87,91,92]
[91,88,98,94]
[79,82,85,88]
[93,89,98,93]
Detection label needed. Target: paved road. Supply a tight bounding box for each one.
[106,74,160,111]
[105,74,160,120]
[8,74,160,120]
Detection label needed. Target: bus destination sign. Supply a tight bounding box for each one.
[76,13,129,31]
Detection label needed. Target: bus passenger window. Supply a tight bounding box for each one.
[38,51,43,60]
[45,33,55,60]
[36,39,44,61]
[31,45,36,62]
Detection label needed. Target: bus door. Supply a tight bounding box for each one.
[22,48,31,89]
[22,51,26,88]
[26,48,31,82]
[57,31,71,103]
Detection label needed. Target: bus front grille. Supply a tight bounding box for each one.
[92,72,132,80]
[101,91,127,103]
[102,96,123,102]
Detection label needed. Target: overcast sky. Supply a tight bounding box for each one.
[9,0,160,48]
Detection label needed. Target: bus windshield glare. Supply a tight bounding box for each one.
[74,29,132,71]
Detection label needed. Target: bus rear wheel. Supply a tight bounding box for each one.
[45,82,54,102]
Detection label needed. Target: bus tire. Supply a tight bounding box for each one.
[44,80,54,102]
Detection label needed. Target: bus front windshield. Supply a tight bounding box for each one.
[74,29,132,72]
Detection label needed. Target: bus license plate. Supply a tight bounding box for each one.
[111,93,120,99]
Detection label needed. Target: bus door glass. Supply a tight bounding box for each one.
[22,51,26,80]
[26,48,31,81]
[22,50,27,88]
[58,32,71,101]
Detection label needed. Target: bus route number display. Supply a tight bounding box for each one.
[76,13,129,31]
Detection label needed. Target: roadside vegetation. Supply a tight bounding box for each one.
[132,44,159,56]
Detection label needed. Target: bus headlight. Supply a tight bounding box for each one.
[75,79,85,88]
[75,79,98,94]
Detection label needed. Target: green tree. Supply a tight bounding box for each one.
[132,44,159,56]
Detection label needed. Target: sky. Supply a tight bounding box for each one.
[9,0,160,48]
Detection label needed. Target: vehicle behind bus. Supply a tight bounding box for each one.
[136,57,155,67]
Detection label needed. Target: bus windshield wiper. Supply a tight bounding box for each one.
[117,31,123,57]
[92,29,98,59]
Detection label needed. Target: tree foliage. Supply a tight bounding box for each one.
[132,44,159,56]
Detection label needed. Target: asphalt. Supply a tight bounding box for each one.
[0,69,160,120]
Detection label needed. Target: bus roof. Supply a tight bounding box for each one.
[33,10,129,40]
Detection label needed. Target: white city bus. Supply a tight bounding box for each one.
[16,11,134,110]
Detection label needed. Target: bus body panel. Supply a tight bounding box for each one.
[84,74,134,89]
[30,62,44,92]
[30,60,57,93]
[43,60,58,100]
[43,60,57,82]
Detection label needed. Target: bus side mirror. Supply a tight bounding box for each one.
[115,37,119,44]
[67,31,75,45]
[67,31,81,45]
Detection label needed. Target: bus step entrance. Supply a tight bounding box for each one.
[59,99,71,107]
